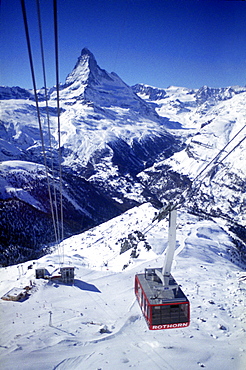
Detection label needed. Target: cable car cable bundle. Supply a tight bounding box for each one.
[53,0,65,254]
[20,0,64,265]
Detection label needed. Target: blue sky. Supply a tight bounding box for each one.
[0,0,246,90]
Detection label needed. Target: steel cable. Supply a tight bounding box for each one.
[21,0,60,256]
[35,0,60,246]
[53,0,64,264]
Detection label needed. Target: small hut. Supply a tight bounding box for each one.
[1,287,27,301]
[35,268,46,279]
[60,266,75,284]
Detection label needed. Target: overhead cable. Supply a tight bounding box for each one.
[21,0,60,246]
[35,0,60,247]
[53,0,64,263]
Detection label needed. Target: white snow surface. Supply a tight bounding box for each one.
[0,161,48,211]
[0,203,245,370]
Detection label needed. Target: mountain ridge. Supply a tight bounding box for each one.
[0,48,245,266]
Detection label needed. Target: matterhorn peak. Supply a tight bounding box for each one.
[60,47,129,103]
[80,47,95,58]
[59,48,159,119]
[77,48,98,72]
[64,47,99,87]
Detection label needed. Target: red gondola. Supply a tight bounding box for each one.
[135,269,190,330]
[135,209,190,330]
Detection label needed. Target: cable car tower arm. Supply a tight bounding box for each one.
[162,209,177,278]
[153,208,178,290]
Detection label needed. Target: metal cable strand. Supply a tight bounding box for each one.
[53,0,64,262]
[36,0,59,246]
[192,123,246,186]
[21,0,60,249]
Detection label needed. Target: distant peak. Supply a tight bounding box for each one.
[77,48,97,68]
[64,48,98,86]
[78,48,97,67]
[81,48,94,57]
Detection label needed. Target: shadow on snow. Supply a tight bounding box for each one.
[73,279,101,293]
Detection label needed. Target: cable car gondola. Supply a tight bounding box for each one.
[135,209,190,330]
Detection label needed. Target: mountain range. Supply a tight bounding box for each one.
[0,48,245,266]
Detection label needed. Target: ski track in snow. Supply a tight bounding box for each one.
[0,204,246,370]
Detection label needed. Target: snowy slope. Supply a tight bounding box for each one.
[133,83,246,130]
[135,84,246,229]
[0,203,245,370]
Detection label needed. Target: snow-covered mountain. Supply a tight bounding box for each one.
[134,83,246,257]
[0,48,245,266]
[58,48,159,118]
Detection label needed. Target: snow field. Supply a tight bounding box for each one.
[0,203,245,369]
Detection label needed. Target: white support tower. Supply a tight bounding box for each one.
[155,209,178,289]
[163,209,177,277]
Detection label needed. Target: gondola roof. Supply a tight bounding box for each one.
[136,268,189,305]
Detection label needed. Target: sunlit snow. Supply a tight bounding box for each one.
[0,203,245,370]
